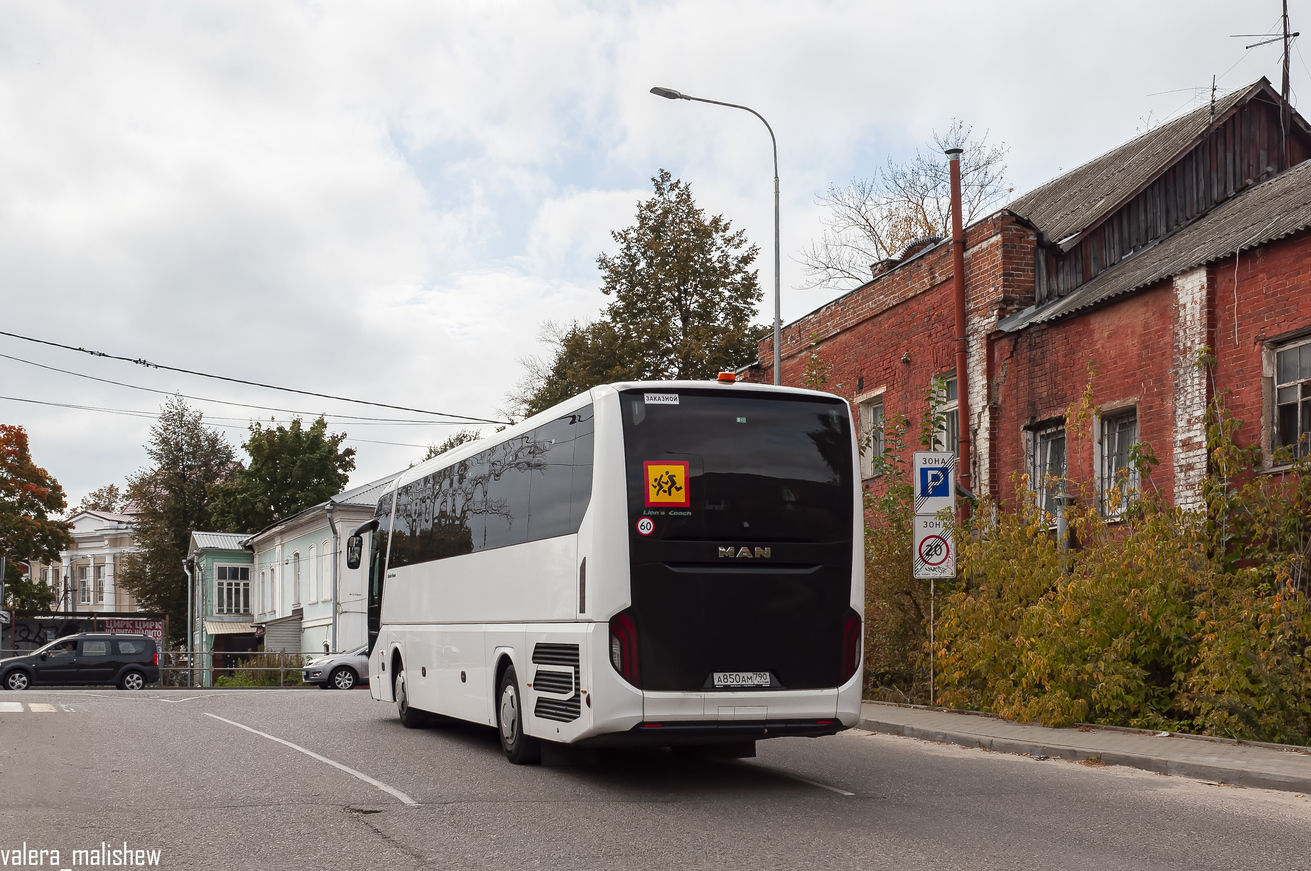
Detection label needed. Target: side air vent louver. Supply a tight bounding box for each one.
[532,642,581,723]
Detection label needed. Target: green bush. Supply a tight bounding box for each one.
[866,359,1311,744]
[924,372,1311,743]
[212,652,305,687]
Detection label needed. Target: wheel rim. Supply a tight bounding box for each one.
[333,669,353,690]
[124,673,143,690]
[8,673,28,691]
[499,684,519,743]
[395,671,408,715]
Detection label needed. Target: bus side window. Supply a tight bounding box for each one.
[570,429,594,531]
[527,416,577,541]
[483,437,532,549]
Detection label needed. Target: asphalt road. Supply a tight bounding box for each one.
[2,688,1309,870]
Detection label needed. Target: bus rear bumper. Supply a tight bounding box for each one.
[574,717,844,749]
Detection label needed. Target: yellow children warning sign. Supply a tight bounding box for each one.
[644,460,690,508]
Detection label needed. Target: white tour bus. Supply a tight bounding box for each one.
[347,380,864,764]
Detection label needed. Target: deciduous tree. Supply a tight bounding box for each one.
[117,397,234,642]
[0,425,72,589]
[75,483,125,515]
[801,120,1011,289]
[209,417,356,535]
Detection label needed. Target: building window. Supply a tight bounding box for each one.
[1275,337,1311,460]
[292,552,301,606]
[216,566,251,615]
[79,566,90,604]
[1030,425,1067,516]
[260,571,267,613]
[1101,409,1139,517]
[858,396,885,479]
[933,375,959,454]
[321,539,331,601]
[95,565,106,604]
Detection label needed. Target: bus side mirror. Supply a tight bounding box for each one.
[346,535,363,570]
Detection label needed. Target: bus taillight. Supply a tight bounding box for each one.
[841,610,862,683]
[609,611,641,687]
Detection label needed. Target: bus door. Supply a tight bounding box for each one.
[346,517,386,657]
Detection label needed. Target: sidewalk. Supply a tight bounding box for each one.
[858,700,1311,794]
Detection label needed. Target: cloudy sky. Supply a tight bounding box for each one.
[2,0,1304,508]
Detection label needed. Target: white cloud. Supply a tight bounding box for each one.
[0,0,1294,505]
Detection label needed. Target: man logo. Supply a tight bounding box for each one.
[718,547,772,559]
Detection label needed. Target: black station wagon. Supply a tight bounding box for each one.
[0,633,160,690]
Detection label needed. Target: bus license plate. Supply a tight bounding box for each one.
[713,671,770,688]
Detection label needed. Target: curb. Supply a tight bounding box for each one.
[857,715,1311,794]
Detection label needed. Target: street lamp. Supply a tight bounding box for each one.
[649,86,781,386]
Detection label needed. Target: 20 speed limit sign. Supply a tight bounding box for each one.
[913,516,956,579]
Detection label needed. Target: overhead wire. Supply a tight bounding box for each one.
[0,329,509,424]
[0,395,433,449]
[0,352,472,426]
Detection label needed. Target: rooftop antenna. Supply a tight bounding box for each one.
[1231,2,1298,169]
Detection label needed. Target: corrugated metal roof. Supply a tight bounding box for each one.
[1009,81,1266,247]
[204,620,255,635]
[190,532,248,552]
[999,156,1311,332]
[334,474,396,507]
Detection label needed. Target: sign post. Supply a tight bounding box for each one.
[912,452,957,705]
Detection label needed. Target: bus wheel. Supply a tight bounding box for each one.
[394,666,424,728]
[496,665,541,765]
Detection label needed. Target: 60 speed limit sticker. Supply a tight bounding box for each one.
[913,516,955,578]
[636,517,655,536]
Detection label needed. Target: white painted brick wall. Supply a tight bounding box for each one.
[1172,267,1209,510]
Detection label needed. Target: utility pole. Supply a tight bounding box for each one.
[1283,0,1292,170]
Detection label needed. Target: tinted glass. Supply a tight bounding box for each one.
[528,415,578,541]
[387,406,594,569]
[621,390,853,542]
[482,434,533,549]
[83,640,109,656]
[116,640,146,655]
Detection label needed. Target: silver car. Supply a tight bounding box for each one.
[302,646,370,690]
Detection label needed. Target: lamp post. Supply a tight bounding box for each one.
[650,87,781,386]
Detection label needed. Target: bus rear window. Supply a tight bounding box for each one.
[621,390,853,543]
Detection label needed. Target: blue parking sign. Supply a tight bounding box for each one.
[920,466,950,498]
[913,451,956,515]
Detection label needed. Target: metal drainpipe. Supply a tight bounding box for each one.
[947,147,973,520]
[183,560,193,687]
[326,501,338,654]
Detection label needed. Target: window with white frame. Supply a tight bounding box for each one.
[260,570,267,613]
[932,375,959,454]
[1275,337,1311,459]
[1029,425,1067,516]
[858,396,885,479]
[292,552,301,606]
[1101,409,1139,516]
[95,565,106,604]
[321,539,331,601]
[79,566,90,604]
[309,544,317,603]
[216,566,250,614]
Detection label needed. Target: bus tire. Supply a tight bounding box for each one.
[394,666,425,728]
[496,665,541,765]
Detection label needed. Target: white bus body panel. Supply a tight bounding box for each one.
[368,380,865,743]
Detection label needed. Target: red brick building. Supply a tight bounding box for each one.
[746,79,1311,513]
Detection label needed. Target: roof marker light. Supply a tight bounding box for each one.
[718,372,736,383]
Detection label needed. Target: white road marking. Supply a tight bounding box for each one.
[0,702,22,713]
[27,703,57,712]
[765,768,855,796]
[203,713,418,806]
